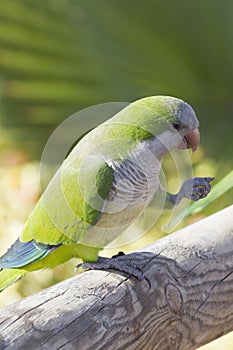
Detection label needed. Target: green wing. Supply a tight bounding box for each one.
[20,158,114,245]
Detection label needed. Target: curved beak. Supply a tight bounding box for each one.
[178,128,200,152]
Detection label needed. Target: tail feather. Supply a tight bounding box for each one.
[0,268,26,292]
[0,239,59,292]
[0,239,57,269]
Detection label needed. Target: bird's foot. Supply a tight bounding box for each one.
[171,177,214,204]
[76,253,144,280]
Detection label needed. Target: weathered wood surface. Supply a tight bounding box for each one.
[0,205,233,350]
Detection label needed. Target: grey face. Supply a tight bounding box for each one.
[179,102,199,132]
[174,101,199,135]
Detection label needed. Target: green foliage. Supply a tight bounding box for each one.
[0,0,232,161]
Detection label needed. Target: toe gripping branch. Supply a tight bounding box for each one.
[169,177,215,206]
[76,253,144,280]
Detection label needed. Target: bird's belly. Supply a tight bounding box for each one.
[106,152,161,212]
[80,154,161,248]
[79,203,148,248]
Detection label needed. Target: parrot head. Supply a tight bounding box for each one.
[135,95,200,153]
[169,98,200,153]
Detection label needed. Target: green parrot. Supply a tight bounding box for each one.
[0,96,213,291]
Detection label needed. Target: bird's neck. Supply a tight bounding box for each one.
[147,137,170,161]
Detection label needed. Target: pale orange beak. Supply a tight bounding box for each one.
[178,128,200,152]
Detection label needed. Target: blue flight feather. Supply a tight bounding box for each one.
[0,239,58,269]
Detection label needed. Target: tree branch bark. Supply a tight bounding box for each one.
[1,205,233,350]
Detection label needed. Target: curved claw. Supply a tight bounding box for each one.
[191,177,214,201]
[177,177,214,203]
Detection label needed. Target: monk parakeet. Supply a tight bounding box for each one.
[0,96,213,291]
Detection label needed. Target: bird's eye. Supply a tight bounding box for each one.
[172,121,182,131]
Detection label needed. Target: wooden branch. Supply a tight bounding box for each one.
[1,205,233,350]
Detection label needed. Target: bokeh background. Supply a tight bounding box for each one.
[0,1,233,348]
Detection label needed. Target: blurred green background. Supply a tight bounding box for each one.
[0,1,233,347]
